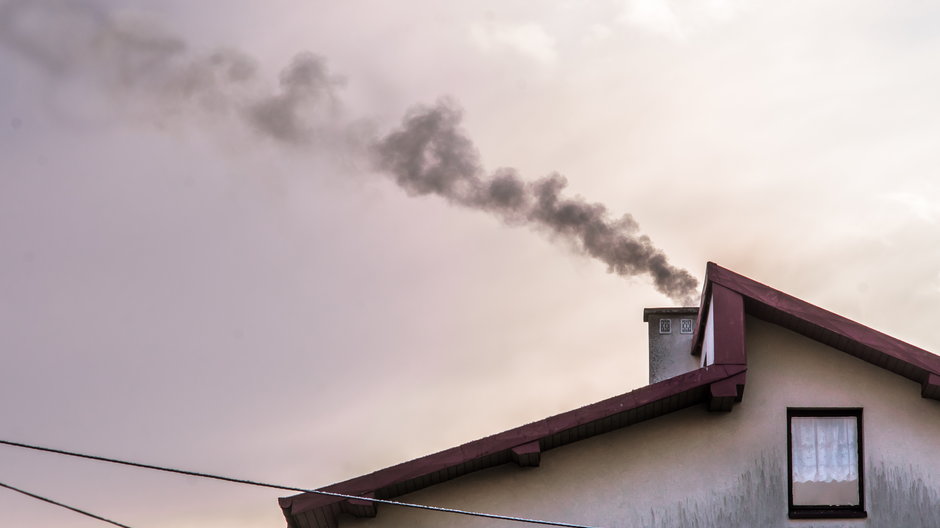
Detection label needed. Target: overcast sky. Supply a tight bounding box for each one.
[3,1,940,527]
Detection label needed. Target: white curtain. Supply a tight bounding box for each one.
[791,417,858,483]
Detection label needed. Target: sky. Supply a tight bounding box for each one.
[2,0,940,526]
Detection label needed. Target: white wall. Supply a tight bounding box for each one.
[340,317,940,527]
[702,297,715,367]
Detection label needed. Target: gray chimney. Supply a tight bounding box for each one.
[643,307,699,384]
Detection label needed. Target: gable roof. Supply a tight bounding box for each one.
[696,263,940,394]
[279,263,940,528]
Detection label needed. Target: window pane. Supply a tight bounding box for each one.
[791,416,859,506]
[793,479,859,506]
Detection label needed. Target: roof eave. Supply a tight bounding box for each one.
[280,363,747,523]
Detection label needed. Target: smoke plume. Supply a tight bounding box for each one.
[0,0,700,304]
[373,101,699,304]
[0,0,344,145]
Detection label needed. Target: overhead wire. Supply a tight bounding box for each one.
[0,480,135,528]
[0,439,604,528]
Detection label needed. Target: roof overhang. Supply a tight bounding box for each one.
[693,262,940,395]
[279,363,746,527]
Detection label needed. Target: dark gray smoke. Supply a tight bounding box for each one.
[246,52,343,144]
[373,101,699,304]
[0,0,342,145]
[1,0,699,304]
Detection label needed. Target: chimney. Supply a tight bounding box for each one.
[643,307,699,384]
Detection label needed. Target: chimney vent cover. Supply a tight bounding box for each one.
[659,319,672,334]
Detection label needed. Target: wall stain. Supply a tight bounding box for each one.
[638,455,940,527]
[641,452,785,528]
[867,462,940,527]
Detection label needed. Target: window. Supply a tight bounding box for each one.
[787,408,866,518]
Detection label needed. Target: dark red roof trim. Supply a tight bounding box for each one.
[701,262,940,389]
[709,283,747,365]
[510,441,541,467]
[280,263,940,528]
[280,364,744,527]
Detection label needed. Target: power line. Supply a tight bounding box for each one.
[0,439,604,528]
[0,480,134,528]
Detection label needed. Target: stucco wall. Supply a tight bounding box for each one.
[646,311,699,383]
[341,317,940,527]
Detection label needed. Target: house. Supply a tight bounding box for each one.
[278,263,940,527]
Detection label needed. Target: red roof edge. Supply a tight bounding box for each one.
[923,373,940,399]
[280,363,746,523]
[704,262,940,386]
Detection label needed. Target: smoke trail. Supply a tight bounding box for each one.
[0,0,699,304]
[0,0,343,145]
[373,101,699,304]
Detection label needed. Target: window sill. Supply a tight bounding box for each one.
[789,509,867,519]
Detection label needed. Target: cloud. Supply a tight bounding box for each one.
[618,0,685,39]
[470,21,557,64]
[616,0,742,39]
[884,191,939,224]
